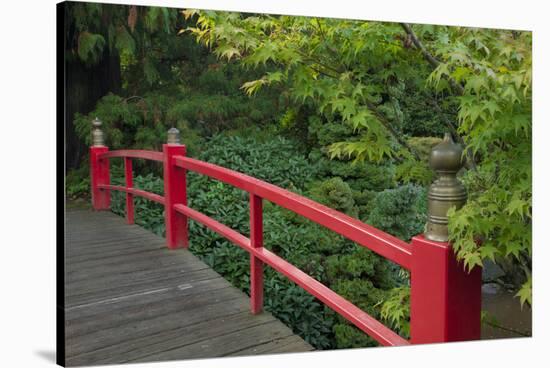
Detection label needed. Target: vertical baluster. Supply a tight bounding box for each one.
[250,194,264,314]
[90,118,110,210]
[124,157,134,224]
[410,133,481,343]
[163,128,188,249]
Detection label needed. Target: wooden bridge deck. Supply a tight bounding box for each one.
[64,209,313,366]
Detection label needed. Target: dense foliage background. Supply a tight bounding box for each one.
[65,3,532,348]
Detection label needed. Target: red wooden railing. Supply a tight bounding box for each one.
[90,141,481,347]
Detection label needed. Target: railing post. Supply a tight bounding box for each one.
[250,194,264,314]
[89,118,110,210]
[163,128,188,249]
[124,157,134,224]
[410,133,481,344]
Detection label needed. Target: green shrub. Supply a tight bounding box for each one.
[333,323,378,348]
[66,163,91,200]
[367,184,427,241]
[406,136,442,162]
[309,149,395,192]
[380,286,410,338]
[309,177,357,217]
[183,133,339,349]
[308,117,354,148]
[263,274,336,349]
[325,245,400,348]
[195,133,317,189]
[110,168,166,236]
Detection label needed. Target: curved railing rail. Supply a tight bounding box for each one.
[174,156,413,269]
[89,124,481,348]
[97,184,165,205]
[97,149,165,206]
[100,149,164,162]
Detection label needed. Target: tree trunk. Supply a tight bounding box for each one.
[64,51,121,172]
[63,2,122,172]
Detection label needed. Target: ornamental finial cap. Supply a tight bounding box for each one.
[425,132,467,242]
[91,117,105,146]
[429,133,465,175]
[92,117,101,128]
[167,127,180,144]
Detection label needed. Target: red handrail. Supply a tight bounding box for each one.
[174,203,408,346]
[174,155,412,269]
[89,144,481,347]
[99,149,163,162]
[97,184,165,205]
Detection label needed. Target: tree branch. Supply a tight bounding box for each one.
[123,95,144,103]
[294,48,346,75]
[315,18,340,56]
[307,64,340,79]
[298,62,421,161]
[399,23,481,170]
[365,101,421,161]
[400,23,465,96]
[429,98,477,171]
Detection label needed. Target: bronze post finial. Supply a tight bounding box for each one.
[425,133,467,242]
[167,127,180,144]
[91,117,105,147]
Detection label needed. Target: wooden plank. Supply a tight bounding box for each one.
[66,260,184,285]
[65,240,165,262]
[227,334,314,356]
[65,228,159,241]
[64,209,313,365]
[65,237,164,257]
[65,277,232,322]
[66,247,175,269]
[66,234,162,250]
[65,219,136,228]
[128,320,298,363]
[66,293,248,357]
[65,213,135,223]
[65,259,209,292]
[66,228,160,242]
[65,260,210,296]
[65,219,151,229]
[65,226,137,236]
[66,310,275,366]
[66,266,219,307]
[66,280,242,340]
[65,251,191,280]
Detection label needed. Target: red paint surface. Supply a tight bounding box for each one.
[250,194,264,314]
[173,204,408,346]
[90,146,110,210]
[91,148,481,346]
[98,185,165,205]
[100,149,163,162]
[173,155,412,269]
[410,235,481,344]
[124,157,134,224]
[163,144,188,249]
[174,204,248,247]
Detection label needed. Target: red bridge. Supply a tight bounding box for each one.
[64,123,481,365]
